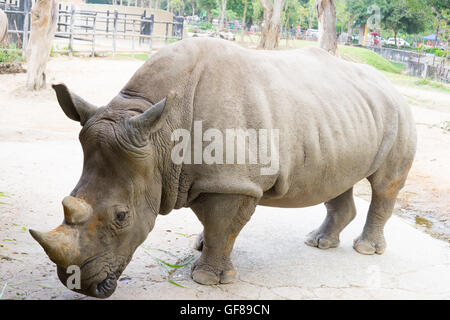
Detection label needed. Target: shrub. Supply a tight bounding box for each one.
[0,43,23,63]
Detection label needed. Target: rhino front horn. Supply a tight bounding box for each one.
[62,196,92,225]
[29,227,80,268]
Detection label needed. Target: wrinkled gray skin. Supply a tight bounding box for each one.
[30,38,416,298]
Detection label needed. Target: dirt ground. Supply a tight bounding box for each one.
[0,56,449,299]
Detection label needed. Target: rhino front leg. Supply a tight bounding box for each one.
[305,188,356,249]
[190,194,257,285]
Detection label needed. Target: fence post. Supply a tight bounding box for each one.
[131,18,135,58]
[106,10,109,37]
[69,4,75,56]
[139,10,145,45]
[91,14,96,57]
[149,14,153,52]
[180,17,184,40]
[57,3,61,33]
[123,13,126,39]
[165,22,168,44]
[113,9,118,56]
[22,0,30,56]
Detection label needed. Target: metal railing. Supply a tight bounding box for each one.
[0,0,184,57]
[55,4,184,55]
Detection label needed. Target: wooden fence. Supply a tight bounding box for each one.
[0,0,31,55]
[0,0,184,56]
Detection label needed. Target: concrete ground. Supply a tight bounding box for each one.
[0,57,449,300]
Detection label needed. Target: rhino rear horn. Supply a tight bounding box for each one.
[62,196,92,225]
[52,83,98,126]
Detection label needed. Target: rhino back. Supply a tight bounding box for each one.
[122,38,414,208]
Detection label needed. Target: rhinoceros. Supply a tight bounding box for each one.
[30,38,416,298]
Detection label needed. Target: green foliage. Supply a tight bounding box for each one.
[339,45,406,73]
[424,47,448,57]
[283,0,312,30]
[381,0,428,37]
[414,79,450,92]
[116,53,149,61]
[198,20,214,30]
[0,44,23,64]
[227,0,256,25]
[340,0,441,43]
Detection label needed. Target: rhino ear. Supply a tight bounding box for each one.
[52,83,98,126]
[126,91,174,143]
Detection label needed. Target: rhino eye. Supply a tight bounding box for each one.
[116,211,128,222]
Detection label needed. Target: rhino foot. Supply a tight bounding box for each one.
[305,230,340,249]
[191,258,236,285]
[353,235,386,255]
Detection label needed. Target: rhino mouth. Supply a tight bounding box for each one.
[95,275,117,298]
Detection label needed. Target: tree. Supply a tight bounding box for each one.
[424,0,449,46]
[316,0,337,55]
[217,0,227,30]
[0,9,7,44]
[197,0,218,21]
[26,0,58,91]
[258,0,285,49]
[344,0,373,44]
[242,0,248,28]
[227,0,257,26]
[382,0,427,46]
[171,0,185,15]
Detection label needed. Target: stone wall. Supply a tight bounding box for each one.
[367,46,449,83]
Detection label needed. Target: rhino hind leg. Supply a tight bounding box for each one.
[305,188,356,249]
[354,157,413,255]
[190,194,257,285]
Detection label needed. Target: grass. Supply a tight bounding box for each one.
[413,79,450,92]
[339,45,405,74]
[0,192,8,206]
[140,246,194,288]
[383,71,450,93]
[238,37,407,75]
[0,44,23,64]
[116,53,149,61]
[0,282,7,299]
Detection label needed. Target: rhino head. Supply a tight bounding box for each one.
[30,84,172,298]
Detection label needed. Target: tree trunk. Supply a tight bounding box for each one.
[346,15,353,45]
[316,0,337,55]
[434,24,440,48]
[26,0,58,91]
[242,0,247,29]
[217,0,227,30]
[358,24,364,45]
[258,0,284,50]
[394,29,398,47]
[0,9,8,44]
